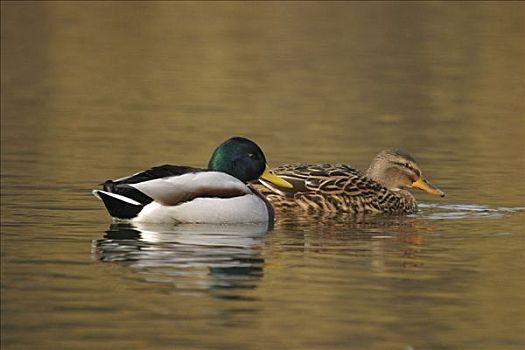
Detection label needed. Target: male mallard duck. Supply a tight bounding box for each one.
[92,137,292,224]
[257,149,444,215]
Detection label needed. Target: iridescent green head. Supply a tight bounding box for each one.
[208,137,292,188]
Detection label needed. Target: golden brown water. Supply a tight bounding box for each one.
[1,2,524,350]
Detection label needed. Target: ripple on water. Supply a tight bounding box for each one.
[418,203,525,220]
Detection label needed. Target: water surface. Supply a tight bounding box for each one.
[2,2,524,350]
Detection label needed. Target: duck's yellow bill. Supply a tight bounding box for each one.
[261,165,293,189]
[412,177,445,197]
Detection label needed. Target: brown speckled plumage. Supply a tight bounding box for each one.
[257,150,444,216]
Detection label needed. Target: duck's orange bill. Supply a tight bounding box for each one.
[261,165,293,189]
[412,177,445,197]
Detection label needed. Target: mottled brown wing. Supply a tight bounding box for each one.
[270,163,360,192]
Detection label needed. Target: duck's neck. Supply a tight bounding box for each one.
[366,158,418,214]
[366,169,381,186]
[366,163,396,189]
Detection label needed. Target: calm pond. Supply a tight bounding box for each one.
[1,2,524,350]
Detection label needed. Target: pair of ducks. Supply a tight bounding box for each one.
[93,137,445,224]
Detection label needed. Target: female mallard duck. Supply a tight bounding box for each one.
[92,137,292,224]
[257,149,445,215]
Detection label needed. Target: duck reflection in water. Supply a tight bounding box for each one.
[274,213,432,269]
[92,222,270,294]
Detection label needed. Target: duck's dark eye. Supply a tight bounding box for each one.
[404,163,411,169]
[247,153,256,159]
